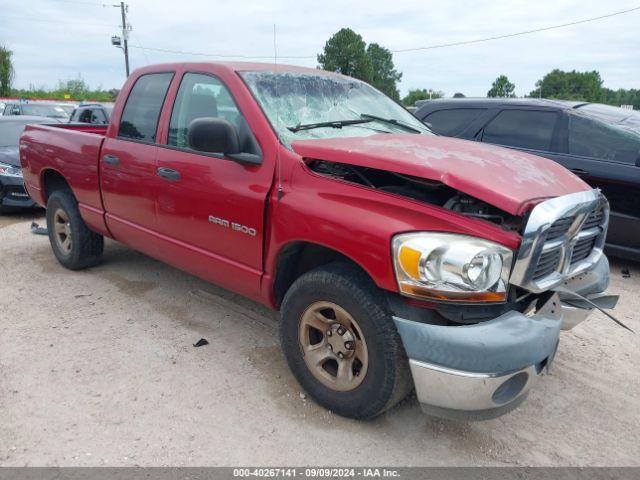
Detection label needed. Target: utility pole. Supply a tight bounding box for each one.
[119,2,130,77]
[110,2,130,77]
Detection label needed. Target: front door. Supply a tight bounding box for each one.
[153,72,273,299]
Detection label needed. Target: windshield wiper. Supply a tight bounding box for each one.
[287,118,374,133]
[360,113,422,134]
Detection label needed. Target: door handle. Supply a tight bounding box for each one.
[156,167,181,181]
[103,154,120,166]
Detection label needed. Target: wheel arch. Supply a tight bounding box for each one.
[271,240,381,308]
[41,168,73,202]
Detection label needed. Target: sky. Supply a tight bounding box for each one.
[2,0,640,98]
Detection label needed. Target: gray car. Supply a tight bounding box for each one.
[0,116,59,212]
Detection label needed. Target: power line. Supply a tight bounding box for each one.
[50,0,112,6]
[0,14,117,27]
[129,5,640,60]
[128,44,314,60]
[394,5,640,52]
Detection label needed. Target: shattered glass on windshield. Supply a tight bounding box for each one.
[241,71,430,144]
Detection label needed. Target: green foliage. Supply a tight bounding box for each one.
[487,75,516,98]
[317,28,402,100]
[366,43,402,101]
[402,88,444,106]
[317,28,372,81]
[601,87,640,110]
[10,78,117,102]
[0,45,15,97]
[531,69,603,101]
[528,69,640,109]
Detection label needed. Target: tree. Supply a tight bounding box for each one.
[0,45,15,97]
[601,87,640,110]
[57,78,91,99]
[487,75,515,98]
[317,28,403,100]
[366,43,402,101]
[317,28,372,82]
[401,88,444,106]
[530,69,603,101]
[453,92,466,98]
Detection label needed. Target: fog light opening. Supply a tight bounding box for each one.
[491,372,529,406]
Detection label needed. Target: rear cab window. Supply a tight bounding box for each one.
[482,109,559,152]
[423,108,486,136]
[118,72,174,142]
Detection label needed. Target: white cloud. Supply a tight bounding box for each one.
[3,0,639,97]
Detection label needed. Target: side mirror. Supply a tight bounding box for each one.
[187,117,240,155]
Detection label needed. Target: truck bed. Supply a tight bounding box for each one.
[20,122,109,236]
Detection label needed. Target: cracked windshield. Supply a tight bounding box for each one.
[241,71,431,144]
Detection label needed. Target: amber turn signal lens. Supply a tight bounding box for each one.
[398,245,422,280]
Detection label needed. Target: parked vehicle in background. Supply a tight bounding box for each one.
[3,102,69,120]
[58,104,78,117]
[415,99,640,261]
[0,116,59,212]
[69,103,113,124]
[20,62,615,420]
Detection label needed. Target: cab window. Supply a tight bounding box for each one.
[168,73,243,149]
[118,72,173,142]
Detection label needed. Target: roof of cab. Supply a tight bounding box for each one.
[132,61,341,77]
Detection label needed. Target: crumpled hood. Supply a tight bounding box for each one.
[0,146,20,167]
[291,134,590,216]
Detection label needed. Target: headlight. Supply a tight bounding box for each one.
[0,162,23,178]
[392,232,513,303]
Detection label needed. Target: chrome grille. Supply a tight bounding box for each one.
[571,236,597,264]
[510,190,609,293]
[545,216,573,241]
[532,248,562,280]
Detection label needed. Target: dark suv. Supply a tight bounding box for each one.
[70,103,113,124]
[415,99,640,261]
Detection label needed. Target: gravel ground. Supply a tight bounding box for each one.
[1,211,639,467]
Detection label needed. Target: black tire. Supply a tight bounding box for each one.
[46,190,104,270]
[280,262,412,419]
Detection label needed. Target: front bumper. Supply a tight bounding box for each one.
[0,175,36,209]
[393,256,613,420]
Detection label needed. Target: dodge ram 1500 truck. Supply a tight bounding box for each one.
[20,62,616,420]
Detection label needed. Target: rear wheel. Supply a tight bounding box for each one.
[46,190,104,270]
[280,262,412,419]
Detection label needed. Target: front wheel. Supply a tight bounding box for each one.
[280,263,412,419]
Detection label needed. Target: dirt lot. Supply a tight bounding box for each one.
[1,211,639,467]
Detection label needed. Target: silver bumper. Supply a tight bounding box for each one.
[409,360,539,415]
[394,293,565,419]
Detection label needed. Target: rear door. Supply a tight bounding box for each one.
[152,71,272,299]
[479,108,561,154]
[100,72,173,241]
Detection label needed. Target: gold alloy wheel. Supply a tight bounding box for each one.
[53,208,72,254]
[298,301,369,391]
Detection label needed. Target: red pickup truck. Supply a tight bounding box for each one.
[20,62,615,420]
